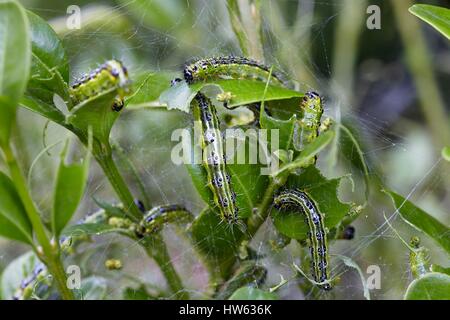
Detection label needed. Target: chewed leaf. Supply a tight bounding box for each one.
[272,166,351,240]
[271,130,334,179]
[385,190,450,255]
[26,11,70,107]
[159,79,302,113]
[126,72,176,109]
[260,106,297,150]
[159,80,197,112]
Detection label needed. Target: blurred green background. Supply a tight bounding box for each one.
[1,0,449,299]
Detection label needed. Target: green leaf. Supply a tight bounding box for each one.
[409,4,450,40]
[229,287,278,300]
[338,123,370,202]
[273,166,351,240]
[66,88,121,145]
[20,95,66,125]
[189,209,244,280]
[271,130,335,179]
[125,72,175,109]
[26,11,69,101]
[404,272,450,300]
[431,264,450,276]
[160,79,302,113]
[385,190,450,255]
[442,146,450,162]
[75,276,108,300]
[52,140,90,236]
[0,251,39,300]
[61,222,119,238]
[0,0,31,145]
[260,107,297,150]
[0,171,33,244]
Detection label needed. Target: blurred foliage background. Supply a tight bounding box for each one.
[1,0,449,299]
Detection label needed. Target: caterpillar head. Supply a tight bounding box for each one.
[301,91,323,119]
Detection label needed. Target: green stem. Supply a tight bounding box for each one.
[93,143,188,299]
[247,177,286,237]
[143,235,189,300]
[93,144,142,222]
[227,0,250,57]
[1,143,74,300]
[392,0,450,149]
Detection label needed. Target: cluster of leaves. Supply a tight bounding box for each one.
[0,0,449,300]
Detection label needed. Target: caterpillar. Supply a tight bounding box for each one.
[183,56,285,86]
[273,189,331,290]
[69,60,131,111]
[294,91,324,152]
[409,236,430,279]
[138,204,194,235]
[383,215,431,280]
[193,93,240,225]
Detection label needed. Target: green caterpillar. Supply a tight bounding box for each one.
[183,56,285,86]
[294,91,324,149]
[69,60,131,111]
[139,204,194,235]
[409,236,430,279]
[274,189,331,290]
[193,93,240,225]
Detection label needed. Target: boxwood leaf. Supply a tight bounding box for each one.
[0,171,33,244]
[385,190,450,255]
[0,0,31,145]
[404,272,450,300]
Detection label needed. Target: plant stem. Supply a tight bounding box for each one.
[93,143,188,299]
[143,235,189,300]
[226,0,263,60]
[93,143,142,222]
[391,0,450,149]
[227,0,250,57]
[247,177,285,236]
[331,0,367,108]
[1,142,74,300]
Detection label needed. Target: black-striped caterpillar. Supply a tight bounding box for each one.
[183,56,285,86]
[69,60,131,111]
[193,93,239,225]
[294,91,324,165]
[138,204,194,235]
[274,189,331,290]
[182,56,284,225]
